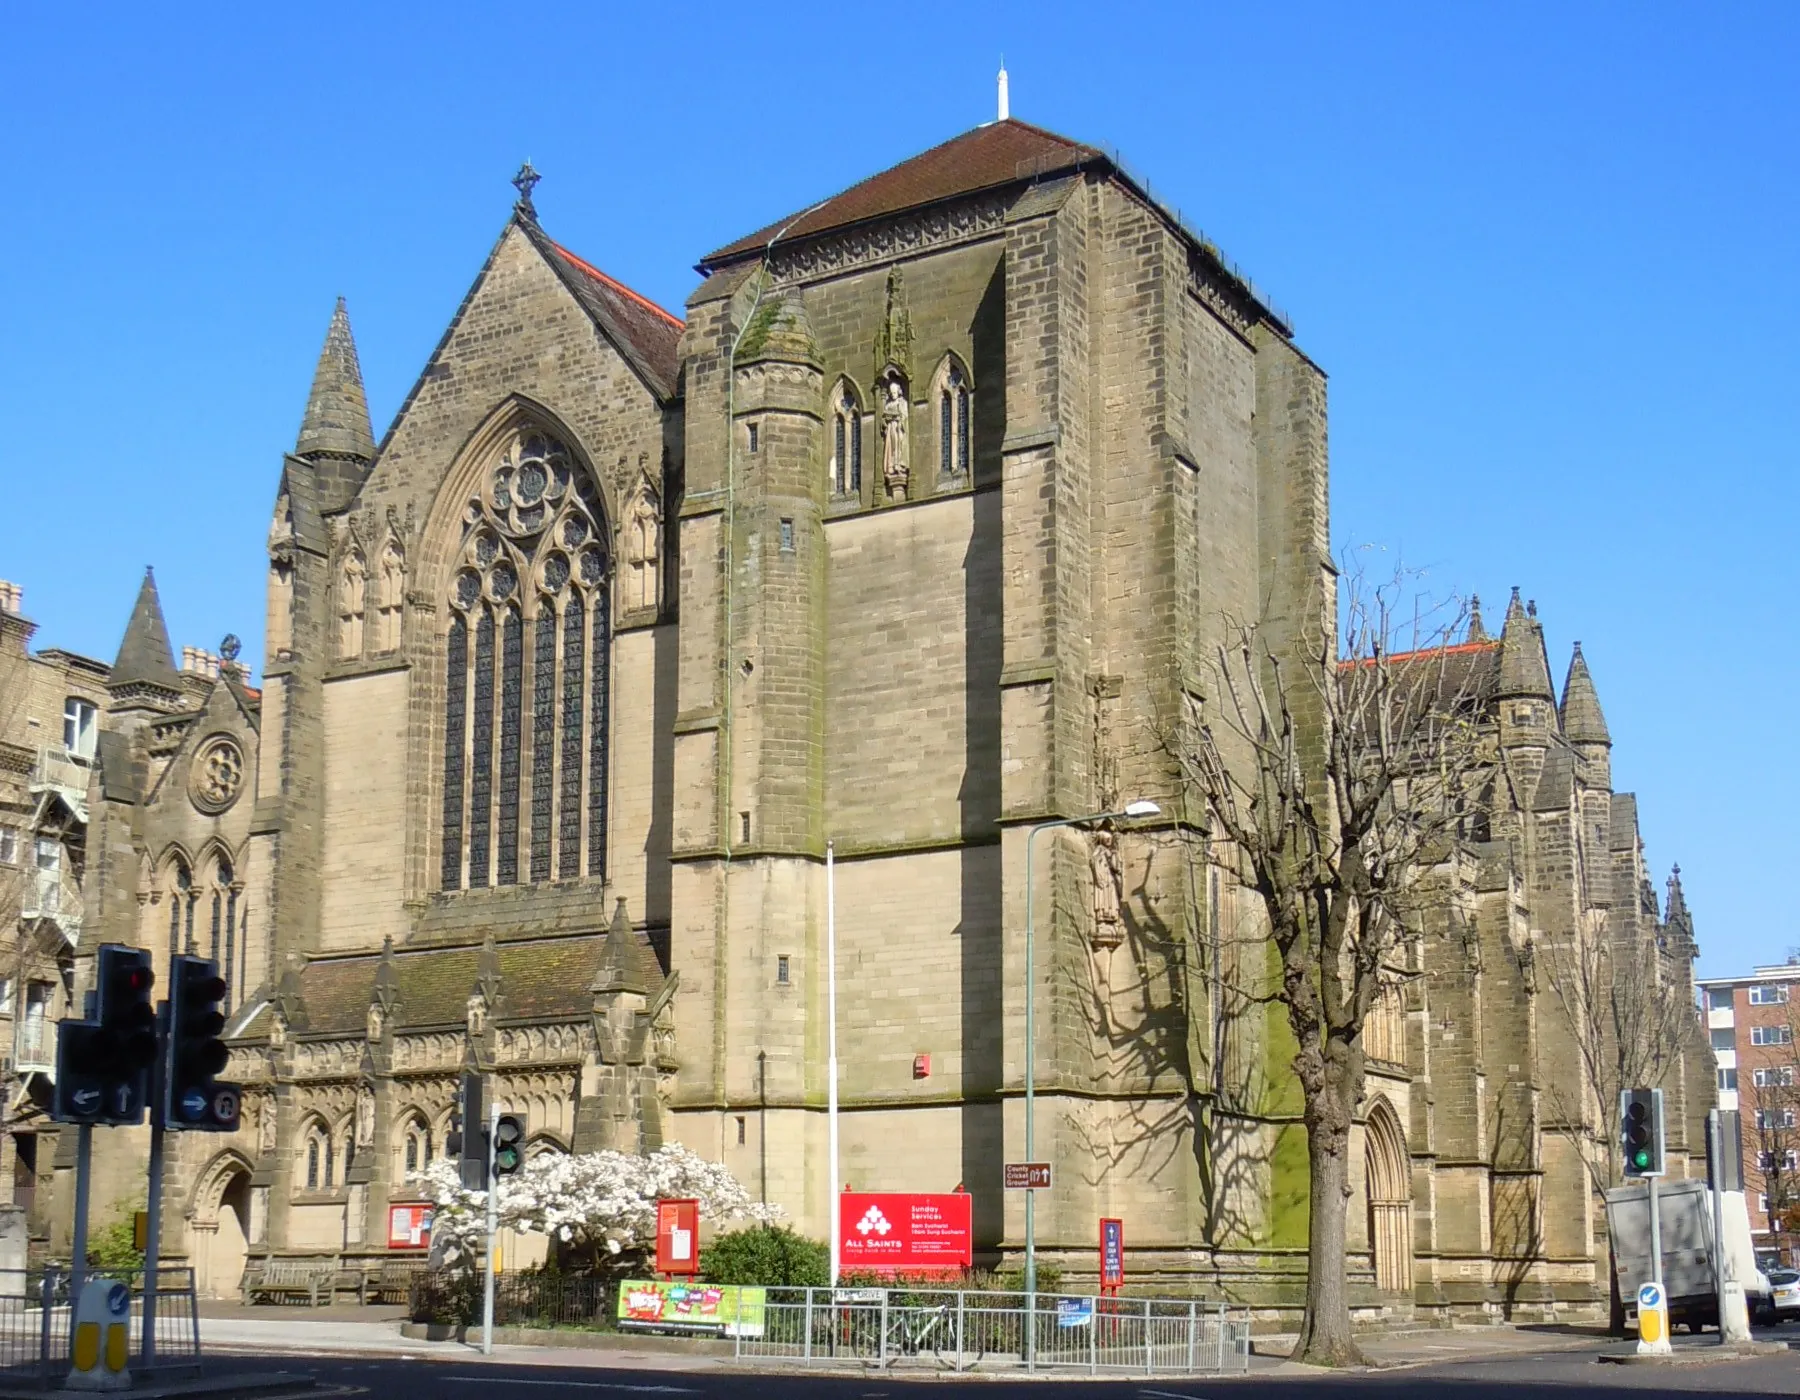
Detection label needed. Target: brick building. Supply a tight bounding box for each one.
[1697,962,1800,1267]
[32,117,1709,1320]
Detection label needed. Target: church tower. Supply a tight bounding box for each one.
[251,299,376,990]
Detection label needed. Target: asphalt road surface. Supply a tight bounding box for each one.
[219,1345,1800,1400]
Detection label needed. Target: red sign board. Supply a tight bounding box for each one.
[1099,1217,1124,1291]
[838,1192,972,1276]
[387,1203,433,1250]
[655,1198,699,1277]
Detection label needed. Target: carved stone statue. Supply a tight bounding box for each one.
[881,377,909,501]
[258,1096,278,1155]
[625,484,660,612]
[467,992,487,1036]
[367,1001,384,1042]
[355,1085,376,1149]
[1090,825,1124,949]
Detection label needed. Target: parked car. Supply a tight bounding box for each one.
[1767,1268,1800,1323]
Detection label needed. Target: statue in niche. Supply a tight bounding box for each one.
[356,1084,376,1149]
[467,992,487,1036]
[367,1001,384,1043]
[880,376,910,501]
[1089,824,1124,949]
[258,1096,278,1156]
[624,483,660,612]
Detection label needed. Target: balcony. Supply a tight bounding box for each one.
[14,1020,52,1076]
[18,866,82,942]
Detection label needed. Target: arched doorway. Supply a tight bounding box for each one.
[1365,1098,1413,1293]
[191,1155,251,1298]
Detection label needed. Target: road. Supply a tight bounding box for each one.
[207,1343,1800,1400]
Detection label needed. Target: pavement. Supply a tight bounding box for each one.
[44,1304,1797,1398]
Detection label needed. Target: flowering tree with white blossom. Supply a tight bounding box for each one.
[413,1143,781,1273]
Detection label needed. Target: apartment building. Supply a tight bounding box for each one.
[1698,961,1800,1266]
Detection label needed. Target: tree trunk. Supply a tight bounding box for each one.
[1293,1065,1366,1366]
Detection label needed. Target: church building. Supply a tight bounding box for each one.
[26,117,1708,1321]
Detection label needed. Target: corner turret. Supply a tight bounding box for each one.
[107,567,183,719]
[294,298,375,508]
[1560,640,1612,786]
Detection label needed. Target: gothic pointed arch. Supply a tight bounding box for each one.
[431,400,614,893]
[375,533,407,652]
[929,352,973,480]
[337,542,367,659]
[190,1148,255,1225]
[827,376,864,498]
[158,847,198,961]
[1364,1095,1413,1292]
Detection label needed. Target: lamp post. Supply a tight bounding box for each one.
[1021,798,1160,1366]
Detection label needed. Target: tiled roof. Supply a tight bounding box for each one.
[518,221,684,402]
[271,931,664,1038]
[700,120,1105,269]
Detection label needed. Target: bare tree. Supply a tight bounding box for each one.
[1538,922,1698,1197]
[1170,565,1481,1366]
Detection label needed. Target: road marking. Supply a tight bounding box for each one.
[440,1382,699,1394]
[1140,1391,1210,1399]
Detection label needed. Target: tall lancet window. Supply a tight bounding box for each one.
[830,379,863,497]
[338,548,366,658]
[441,430,611,891]
[935,357,972,478]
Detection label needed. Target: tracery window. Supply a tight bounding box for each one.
[401,1115,432,1176]
[303,1120,333,1192]
[167,859,193,961]
[935,358,972,478]
[338,548,366,659]
[441,430,611,891]
[830,379,863,496]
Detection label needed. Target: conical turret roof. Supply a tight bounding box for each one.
[1560,642,1611,745]
[108,567,181,692]
[295,298,375,461]
[1495,587,1554,700]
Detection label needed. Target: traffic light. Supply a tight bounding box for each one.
[455,1073,485,1190]
[493,1114,525,1178]
[164,954,239,1131]
[1621,1087,1665,1178]
[51,944,155,1126]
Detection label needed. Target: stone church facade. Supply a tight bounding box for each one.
[27,118,1708,1319]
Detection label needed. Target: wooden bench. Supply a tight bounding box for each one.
[241,1257,339,1307]
[365,1258,428,1305]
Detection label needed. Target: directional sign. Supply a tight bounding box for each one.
[1004,1162,1052,1190]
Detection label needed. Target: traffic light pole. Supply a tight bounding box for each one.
[1648,1173,1664,1295]
[69,1123,93,1304]
[482,1100,498,1356]
[141,1004,170,1368]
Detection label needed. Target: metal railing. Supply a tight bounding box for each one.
[0,1266,201,1386]
[734,1287,1249,1375]
[410,1271,614,1329]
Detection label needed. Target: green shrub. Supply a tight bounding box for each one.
[701,1226,829,1287]
[87,1209,144,1276]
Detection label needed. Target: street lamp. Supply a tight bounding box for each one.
[1021,798,1160,1363]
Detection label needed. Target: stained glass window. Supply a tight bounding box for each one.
[559,604,585,879]
[497,607,523,885]
[588,595,610,878]
[530,607,556,884]
[937,361,971,477]
[442,430,610,891]
[831,381,863,496]
[441,614,468,890]
[468,608,495,887]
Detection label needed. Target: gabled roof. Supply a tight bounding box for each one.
[108,568,181,693]
[700,119,1105,269]
[517,219,684,402]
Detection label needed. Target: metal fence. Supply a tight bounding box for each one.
[0,1266,202,1387]
[734,1287,1250,1375]
[410,1270,615,1329]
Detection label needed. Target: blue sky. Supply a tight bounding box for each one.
[1,4,1793,977]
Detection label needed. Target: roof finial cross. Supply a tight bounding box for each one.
[512,161,541,219]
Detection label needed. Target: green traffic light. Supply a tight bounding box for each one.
[1633,1150,1650,1168]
